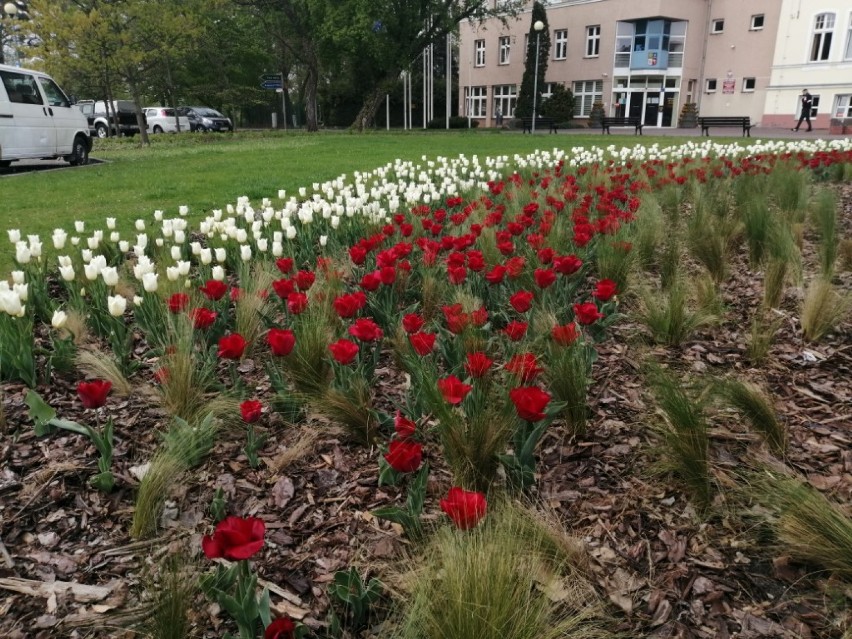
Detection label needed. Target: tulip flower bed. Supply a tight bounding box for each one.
[1,139,852,638]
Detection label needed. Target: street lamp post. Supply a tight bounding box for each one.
[1,2,19,66]
[531,20,544,134]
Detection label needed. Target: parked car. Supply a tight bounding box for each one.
[77,99,144,138]
[143,107,191,134]
[0,63,91,167]
[177,106,233,132]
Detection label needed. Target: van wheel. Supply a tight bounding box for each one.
[96,123,109,138]
[0,160,11,168]
[153,125,163,134]
[68,135,90,166]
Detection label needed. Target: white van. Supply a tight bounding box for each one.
[0,64,91,167]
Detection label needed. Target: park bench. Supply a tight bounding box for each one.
[698,116,754,137]
[600,116,643,135]
[521,117,558,134]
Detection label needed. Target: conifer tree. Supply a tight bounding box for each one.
[514,2,551,119]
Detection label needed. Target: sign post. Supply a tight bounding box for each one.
[261,74,286,130]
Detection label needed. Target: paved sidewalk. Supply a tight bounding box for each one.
[553,125,849,140]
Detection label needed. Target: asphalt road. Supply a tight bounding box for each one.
[0,157,105,176]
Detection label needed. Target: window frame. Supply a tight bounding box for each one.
[742,77,756,92]
[474,39,486,67]
[711,19,724,34]
[498,35,511,65]
[705,78,718,93]
[585,25,601,58]
[492,84,518,118]
[844,12,852,60]
[833,94,852,118]
[810,12,835,62]
[572,79,603,117]
[554,29,568,60]
[465,86,488,118]
[750,14,765,31]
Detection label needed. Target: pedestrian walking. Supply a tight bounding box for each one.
[793,89,813,132]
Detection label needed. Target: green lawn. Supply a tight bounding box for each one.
[0,129,705,272]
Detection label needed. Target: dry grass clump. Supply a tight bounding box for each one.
[646,366,712,510]
[76,348,131,395]
[800,277,852,342]
[839,238,852,271]
[754,472,852,580]
[137,553,200,639]
[234,263,275,353]
[747,312,783,365]
[634,278,718,347]
[713,378,786,455]
[811,188,838,277]
[393,502,609,639]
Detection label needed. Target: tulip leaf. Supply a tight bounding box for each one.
[406,463,429,517]
[258,587,271,628]
[25,389,57,436]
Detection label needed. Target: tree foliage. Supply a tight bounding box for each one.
[515,1,550,120]
[540,83,574,123]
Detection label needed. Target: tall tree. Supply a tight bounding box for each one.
[514,1,550,119]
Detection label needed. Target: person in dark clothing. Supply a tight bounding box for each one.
[793,89,813,131]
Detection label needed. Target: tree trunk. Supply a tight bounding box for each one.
[128,81,149,145]
[304,65,318,132]
[352,71,400,132]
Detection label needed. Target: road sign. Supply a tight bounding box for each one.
[261,80,283,90]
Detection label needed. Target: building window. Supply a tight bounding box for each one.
[705,78,717,93]
[711,19,724,34]
[498,36,511,65]
[844,13,852,60]
[585,25,600,57]
[554,29,568,60]
[834,94,852,117]
[474,39,485,67]
[572,79,603,116]
[742,77,756,92]
[750,14,765,30]
[810,13,835,61]
[465,86,487,117]
[493,85,517,118]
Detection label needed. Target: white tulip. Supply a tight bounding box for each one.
[170,246,182,261]
[51,309,68,329]
[13,283,27,301]
[93,230,103,241]
[136,234,148,249]
[84,262,100,281]
[166,266,180,281]
[101,266,119,287]
[133,295,143,306]
[256,238,268,253]
[106,217,116,230]
[278,189,286,199]
[107,294,127,317]
[286,226,297,239]
[119,241,130,252]
[155,238,164,247]
[272,241,283,257]
[11,270,24,284]
[81,249,93,263]
[0,290,23,317]
[177,260,191,276]
[52,229,67,249]
[135,219,145,231]
[212,265,225,281]
[190,241,202,256]
[174,229,185,243]
[200,248,212,265]
[142,272,158,293]
[87,236,100,250]
[154,210,163,222]
[15,243,31,264]
[215,247,226,263]
[179,205,189,216]
[320,235,328,247]
[71,237,80,246]
[161,221,174,238]
[74,221,85,233]
[240,245,252,262]
[7,229,21,243]
[59,265,75,281]
[236,229,248,243]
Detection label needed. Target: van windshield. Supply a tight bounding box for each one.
[0,70,44,105]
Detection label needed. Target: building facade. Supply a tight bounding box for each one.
[459,0,852,130]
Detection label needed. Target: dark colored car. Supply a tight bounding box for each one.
[177,106,233,132]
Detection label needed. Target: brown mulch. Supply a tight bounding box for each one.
[1,184,851,639]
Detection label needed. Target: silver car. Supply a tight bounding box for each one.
[143,107,191,134]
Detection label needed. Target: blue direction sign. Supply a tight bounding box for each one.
[260,73,283,90]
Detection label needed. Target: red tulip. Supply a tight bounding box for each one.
[402,313,425,334]
[554,254,583,275]
[394,411,417,439]
[167,292,189,314]
[509,290,534,313]
[272,278,295,299]
[409,331,436,355]
[348,317,383,342]
[485,265,507,285]
[437,375,473,405]
[286,292,309,315]
[329,339,360,365]
[265,616,296,639]
[384,439,423,473]
[360,271,381,292]
[440,487,487,530]
[199,279,228,301]
[240,399,263,423]
[349,245,368,265]
[551,322,579,346]
[534,268,557,289]
[509,386,551,422]
[77,379,112,409]
[275,257,294,274]
[464,352,493,378]
[201,516,265,561]
[218,333,247,359]
[593,279,618,302]
[447,265,467,285]
[267,328,296,356]
[471,306,488,327]
[573,302,603,325]
[294,270,316,291]
[503,321,528,341]
[505,353,542,383]
[333,292,367,319]
[189,307,217,330]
